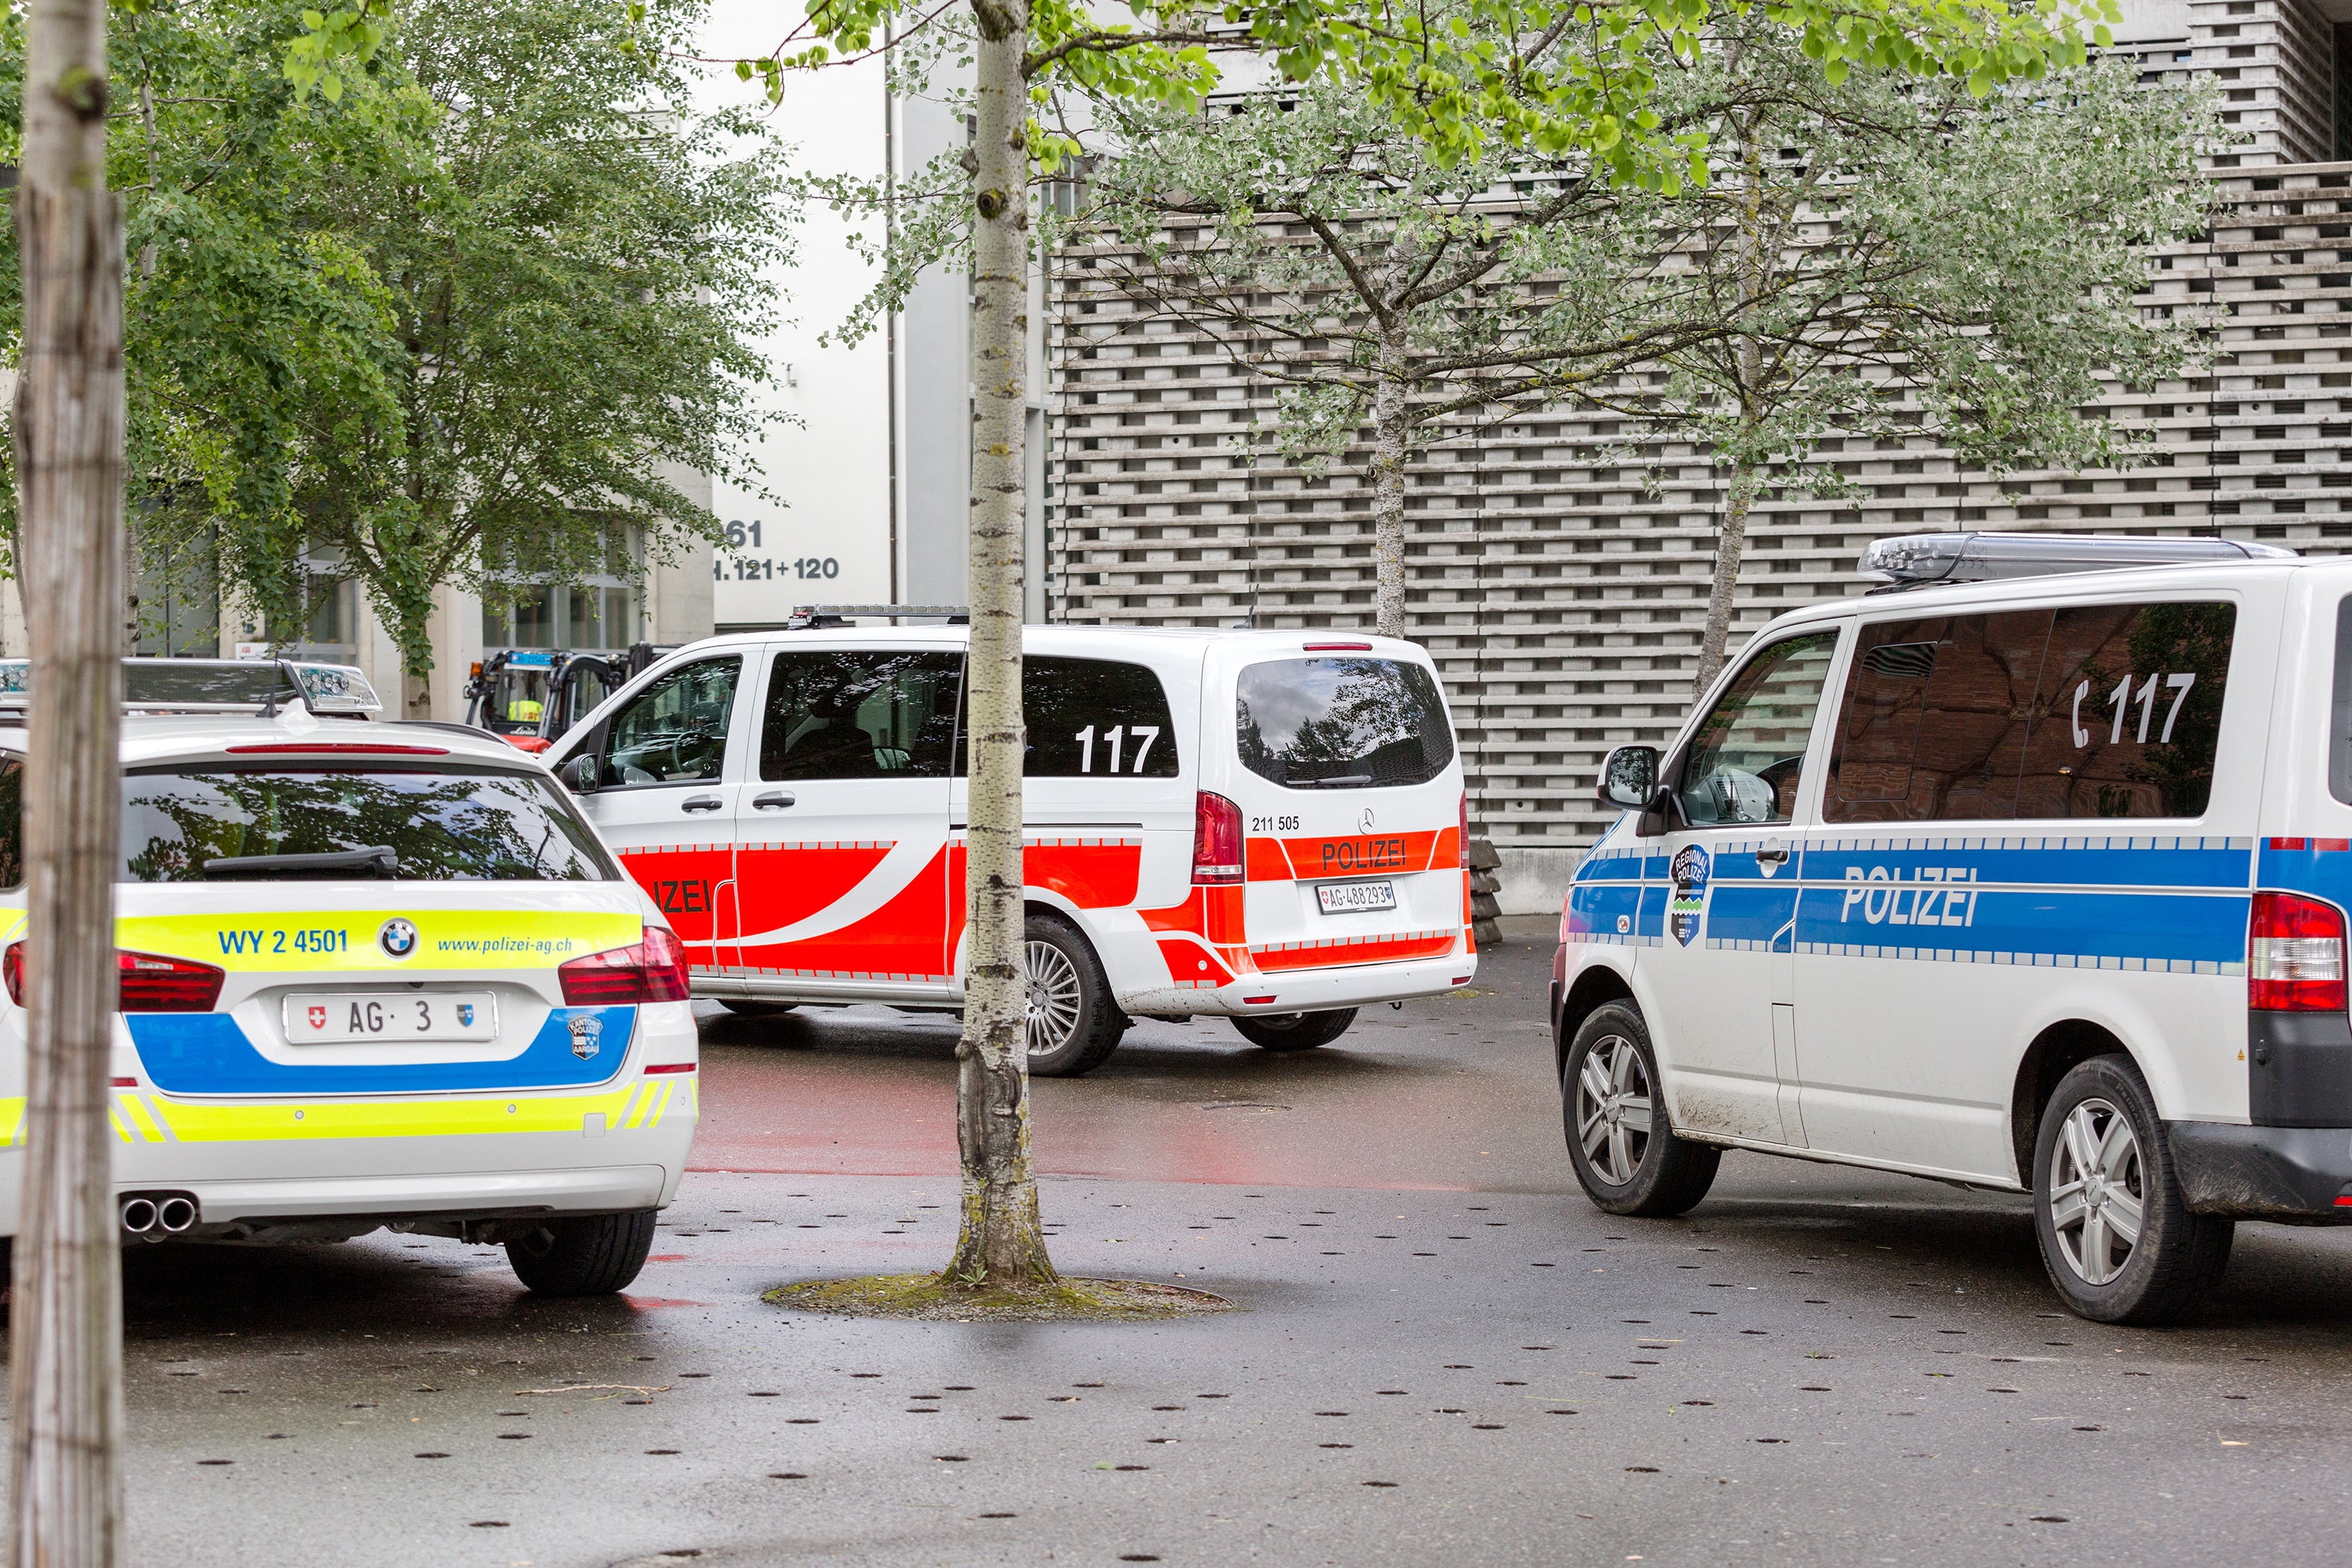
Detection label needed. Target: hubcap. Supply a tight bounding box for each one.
[1023,940,1082,1059]
[1573,1034,1654,1187]
[2049,1097,2146,1287]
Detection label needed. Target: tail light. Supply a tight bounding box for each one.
[1460,792,1470,850]
[2250,892,2346,1011]
[1192,791,1243,885]
[3,943,224,1012]
[559,925,691,1005]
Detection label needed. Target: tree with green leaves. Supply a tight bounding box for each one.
[6,0,790,714]
[1599,35,2219,690]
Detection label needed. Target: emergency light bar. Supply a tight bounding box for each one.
[1861,531,2298,589]
[0,658,384,716]
[784,604,969,628]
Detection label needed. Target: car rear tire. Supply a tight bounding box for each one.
[718,999,796,1018]
[1231,1008,1358,1051]
[1562,1001,1720,1218]
[505,1210,658,1296]
[2033,1054,2232,1325]
[1023,914,1127,1077]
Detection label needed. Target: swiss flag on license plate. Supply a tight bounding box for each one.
[306,1006,326,1030]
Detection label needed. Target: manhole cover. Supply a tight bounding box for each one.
[1199,1102,1291,1112]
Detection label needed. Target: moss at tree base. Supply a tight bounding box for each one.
[762,1274,1233,1322]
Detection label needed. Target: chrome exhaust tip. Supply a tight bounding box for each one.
[118,1197,157,1234]
[156,1197,197,1234]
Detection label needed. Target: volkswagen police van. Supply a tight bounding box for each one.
[1546,531,2352,1324]
[0,660,696,1295]
[546,619,1474,1075]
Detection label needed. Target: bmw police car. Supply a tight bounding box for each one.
[0,659,695,1296]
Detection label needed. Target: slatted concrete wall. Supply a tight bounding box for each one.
[1039,161,2352,879]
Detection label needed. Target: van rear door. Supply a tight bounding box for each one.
[1207,643,1467,981]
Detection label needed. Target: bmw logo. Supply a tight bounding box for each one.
[378,918,418,960]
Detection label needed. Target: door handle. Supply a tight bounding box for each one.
[681,796,724,813]
[753,791,795,811]
[1755,843,1790,864]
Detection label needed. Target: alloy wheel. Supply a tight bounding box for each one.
[1574,1034,1653,1186]
[2049,1097,2145,1286]
[1024,939,1083,1058]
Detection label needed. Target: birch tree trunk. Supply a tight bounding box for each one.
[1368,316,1411,639]
[1695,443,1759,693]
[10,0,128,1554]
[944,0,1054,1287]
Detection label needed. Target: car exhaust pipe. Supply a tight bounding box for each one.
[156,1196,197,1234]
[119,1197,158,1235]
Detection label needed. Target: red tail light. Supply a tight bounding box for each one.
[1192,792,1243,885]
[558,925,691,1006]
[1460,792,1470,849]
[4,943,224,1012]
[2250,892,2346,1011]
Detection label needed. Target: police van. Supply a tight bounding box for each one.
[1554,532,2352,1324]
[546,619,1473,1074]
[0,660,696,1295]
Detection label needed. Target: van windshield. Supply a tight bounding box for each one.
[116,765,619,882]
[1235,657,1454,789]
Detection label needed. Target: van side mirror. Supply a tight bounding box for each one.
[1597,745,1658,809]
[558,753,601,795]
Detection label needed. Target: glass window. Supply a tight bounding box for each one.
[2015,601,2236,819]
[1676,632,1839,826]
[599,657,740,788]
[2331,596,2352,805]
[1826,612,2051,824]
[1234,657,1455,789]
[761,650,961,781]
[970,657,1180,778]
[119,766,617,882]
[0,757,22,890]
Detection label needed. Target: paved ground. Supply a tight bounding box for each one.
[69,923,2352,1566]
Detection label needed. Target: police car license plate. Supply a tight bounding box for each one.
[284,992,499,1044]
[1317,879,1398,915]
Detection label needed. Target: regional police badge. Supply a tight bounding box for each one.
[1668,845,1710,947]
[567,1014,603,1061]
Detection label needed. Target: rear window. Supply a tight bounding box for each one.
[119,765,619,882]
[1235,657,1454,789]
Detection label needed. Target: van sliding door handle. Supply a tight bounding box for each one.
[1755,843,1790,864]
[753,791,796,811]
[681,796,724,813]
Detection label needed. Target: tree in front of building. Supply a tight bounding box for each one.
[1612,34,2219,690]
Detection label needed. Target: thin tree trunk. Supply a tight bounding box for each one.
[1695,448,1759,694]
[1368,317,1410,639]
[945,0,1053,1287]
[10,0,127,1555]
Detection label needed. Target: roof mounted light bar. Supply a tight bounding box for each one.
[783,604,969,629]
[0,658,383,716]
[1861,531,2299,590]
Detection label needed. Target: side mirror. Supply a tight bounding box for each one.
[1596,745,1659,809]
[558,753,601,795]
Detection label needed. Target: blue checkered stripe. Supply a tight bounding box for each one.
[1789,831,2255,976]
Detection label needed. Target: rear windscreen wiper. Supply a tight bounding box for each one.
[202,846,398,880]
[1288,773,1373,788]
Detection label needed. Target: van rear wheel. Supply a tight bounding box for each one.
[1231,1009,1357,1051]
[1023,914,1127,1077]
[2033,1055,2232,1325]
[718,999,796,1018]
[1562,1001,1719,1218]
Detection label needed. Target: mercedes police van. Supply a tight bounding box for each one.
[0,660,696,1296]
[546,616,1474,1075]
[1553,532,2352,1324]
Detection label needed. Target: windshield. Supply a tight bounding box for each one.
[1235,657,1455,789]
[482,668,554,736]
[119,765,618,882]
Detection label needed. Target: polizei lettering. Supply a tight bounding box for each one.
[1839,865,1980,927]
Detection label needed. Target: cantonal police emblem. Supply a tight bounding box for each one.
[1668,845,1711,948]
[456,1003,475,1028]
[567,1013,602,1061]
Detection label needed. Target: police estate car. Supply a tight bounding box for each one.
[0,660,695,1295]
[1556,532,2352,1324]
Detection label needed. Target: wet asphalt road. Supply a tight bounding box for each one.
[67,923,2352,1566]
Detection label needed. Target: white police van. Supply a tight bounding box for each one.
[1554,532,2352,1324]
[0,660,696,1295]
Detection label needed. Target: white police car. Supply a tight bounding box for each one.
[0,660,696,1295]
[1555,532,2352,1324]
